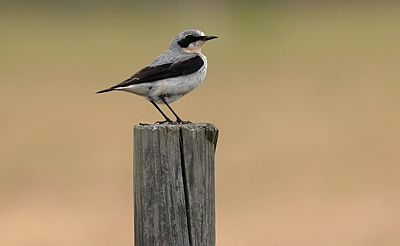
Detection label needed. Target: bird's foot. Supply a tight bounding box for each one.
[176,118,191,124]
[155,119,173,124]
[155,118,191,125]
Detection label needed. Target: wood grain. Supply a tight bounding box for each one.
[134,123,218,246]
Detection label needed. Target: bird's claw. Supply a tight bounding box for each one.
[177,119,191,124]
[154,119,191,125]
[155,120,173,125]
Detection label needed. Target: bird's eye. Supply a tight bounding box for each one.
[178,34,198,48]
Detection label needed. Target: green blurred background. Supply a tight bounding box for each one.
[1,0,400,245]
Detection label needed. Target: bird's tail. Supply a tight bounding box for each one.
[96,87,114,94]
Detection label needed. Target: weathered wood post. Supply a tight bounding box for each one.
[134,123,219,246]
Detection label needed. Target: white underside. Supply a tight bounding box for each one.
[117,55,207,104]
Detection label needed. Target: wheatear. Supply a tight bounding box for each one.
[97,29,217,124]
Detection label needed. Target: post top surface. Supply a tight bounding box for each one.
[134,123,218,131]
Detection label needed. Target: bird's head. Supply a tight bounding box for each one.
[171,30,217,54]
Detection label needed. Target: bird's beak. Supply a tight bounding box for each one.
[201,35,218,41]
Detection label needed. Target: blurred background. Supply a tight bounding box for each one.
[1,0,400,245]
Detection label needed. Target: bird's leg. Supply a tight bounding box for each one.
[161,96,191,124]
[150,101,173,124]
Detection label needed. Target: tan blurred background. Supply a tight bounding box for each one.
[1,1,400,245]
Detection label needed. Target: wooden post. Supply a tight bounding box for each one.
[133,123,219,246]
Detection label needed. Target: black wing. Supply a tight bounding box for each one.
[97,55,204,93]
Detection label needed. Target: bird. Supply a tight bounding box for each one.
[96,29,217,124]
